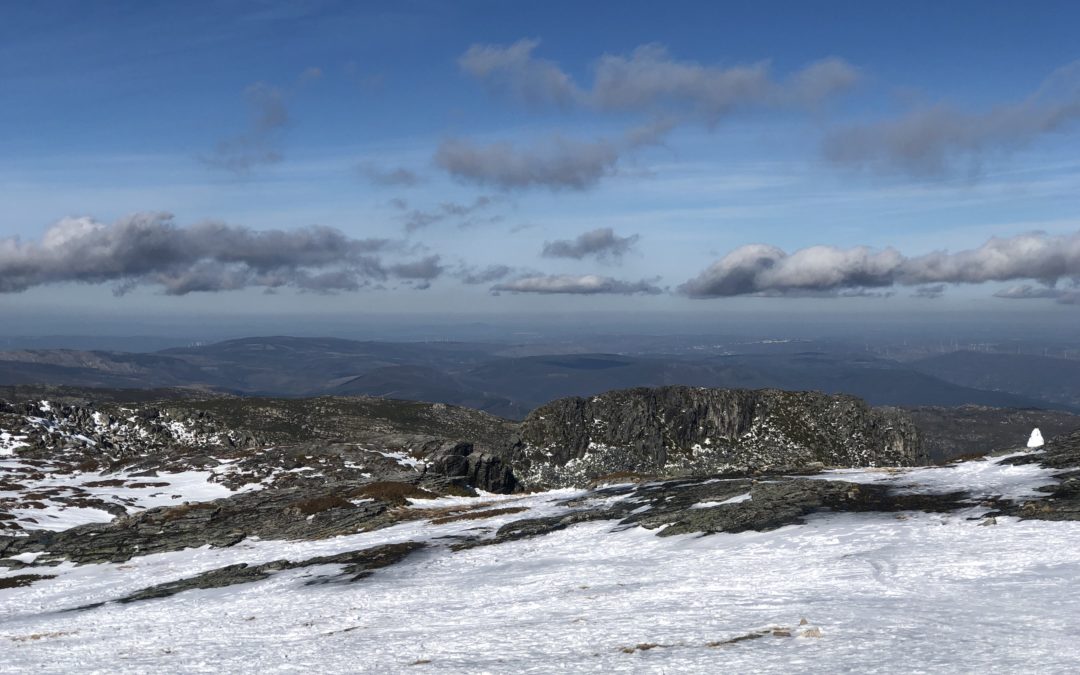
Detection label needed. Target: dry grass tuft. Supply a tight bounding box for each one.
[289,495,355,515]
[429,506,529,525]
[351,482,437,506]
[161,502,217,521]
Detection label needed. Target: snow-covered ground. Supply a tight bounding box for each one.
[2,452,1078,673]
[809,450,1060,500]
[0,459,250,533]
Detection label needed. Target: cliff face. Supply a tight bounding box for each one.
[511,386,924,488]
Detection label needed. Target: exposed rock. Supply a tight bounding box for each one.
[421,440,518,493]
[109,541,424,605]
[511,387,924,488]
[998,429,1080,522]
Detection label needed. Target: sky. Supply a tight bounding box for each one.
[2,0,1080,334]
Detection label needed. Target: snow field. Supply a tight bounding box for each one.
[0,448,1077,673]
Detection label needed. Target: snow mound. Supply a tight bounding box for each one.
[1028,428,1045,449]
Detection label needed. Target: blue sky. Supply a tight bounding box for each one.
[2,0,1080,329]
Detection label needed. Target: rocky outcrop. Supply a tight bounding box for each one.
[510,386,923,488]
[421,440,518,493]
[998,429,1080,522]
[2,387,929,509]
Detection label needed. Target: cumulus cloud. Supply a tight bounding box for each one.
[400,196,496,232]
[458,38,580,107]
[492,274,662,295]
[358,163,423,187]
[436,136,620,191]
[679,231,1080,299]
[542,227,639,261]
[459,39,860,120]
[591,46,859,119]
[0,212,437,295]
[824,61,1080,175]
[202,83,289,173]
[449,41,858,191]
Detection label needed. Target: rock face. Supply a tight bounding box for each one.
[511,386,923,488]
[2,387,927,499]
[422,440,518,494]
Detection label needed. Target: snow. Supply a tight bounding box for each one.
[808,450,1059,501]
[0,458,255,534]
[373,450,424,470]
[0,431,30,456]
[1,449,1079,673]
[1028,428,1045,449]
[5,505,115,531]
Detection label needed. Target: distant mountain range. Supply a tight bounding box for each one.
[0,336,1076,419]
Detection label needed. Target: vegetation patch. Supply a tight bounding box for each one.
[161,502,217,521]
[430,506,529,525]
[289,495,356,515]
[75,459,100,472]
[351,482,437,505]
[83,479,126,488]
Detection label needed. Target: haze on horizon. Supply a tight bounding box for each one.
[3,0,1080,334]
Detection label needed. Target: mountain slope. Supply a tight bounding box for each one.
[2,416,1079,673]
[912,351,1080,409]
[0,338,1072,418]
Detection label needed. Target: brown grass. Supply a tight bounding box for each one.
[75,459,100,472]
[351,482,437,506]
[161,502,217,521]
[429,506,529,525]
[289,495,355,515]
[83,479,127,488]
